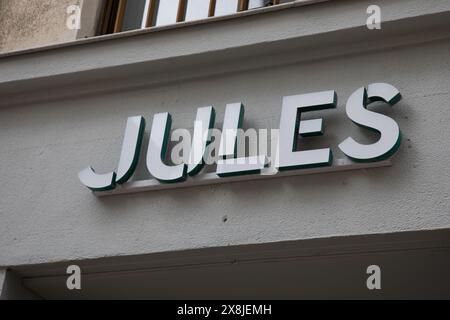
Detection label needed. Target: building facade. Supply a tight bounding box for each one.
[0,0,450,299]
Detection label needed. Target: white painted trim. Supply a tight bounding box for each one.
[141,0,152,29]
[0,269,6,299]
[76,0,105,40]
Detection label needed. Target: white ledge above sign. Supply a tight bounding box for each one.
[79,83,403,196]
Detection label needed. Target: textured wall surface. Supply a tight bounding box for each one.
[0,0,102,53]
[0,0,449,268]
[0,38,449,266]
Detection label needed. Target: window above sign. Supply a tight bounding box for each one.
[100,0,293,35]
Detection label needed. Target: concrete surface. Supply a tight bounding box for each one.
[13,230,450,299]
[0,0,449,273]
[0,0,102,53]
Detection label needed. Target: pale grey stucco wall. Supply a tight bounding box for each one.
[0,0,449,268]
[0,0,103,53]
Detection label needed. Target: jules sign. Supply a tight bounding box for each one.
[79,83,402,195]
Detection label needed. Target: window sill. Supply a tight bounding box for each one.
[0,0,328,58]
[0,0,449,108]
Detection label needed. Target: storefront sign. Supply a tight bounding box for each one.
[79,83,402,195]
